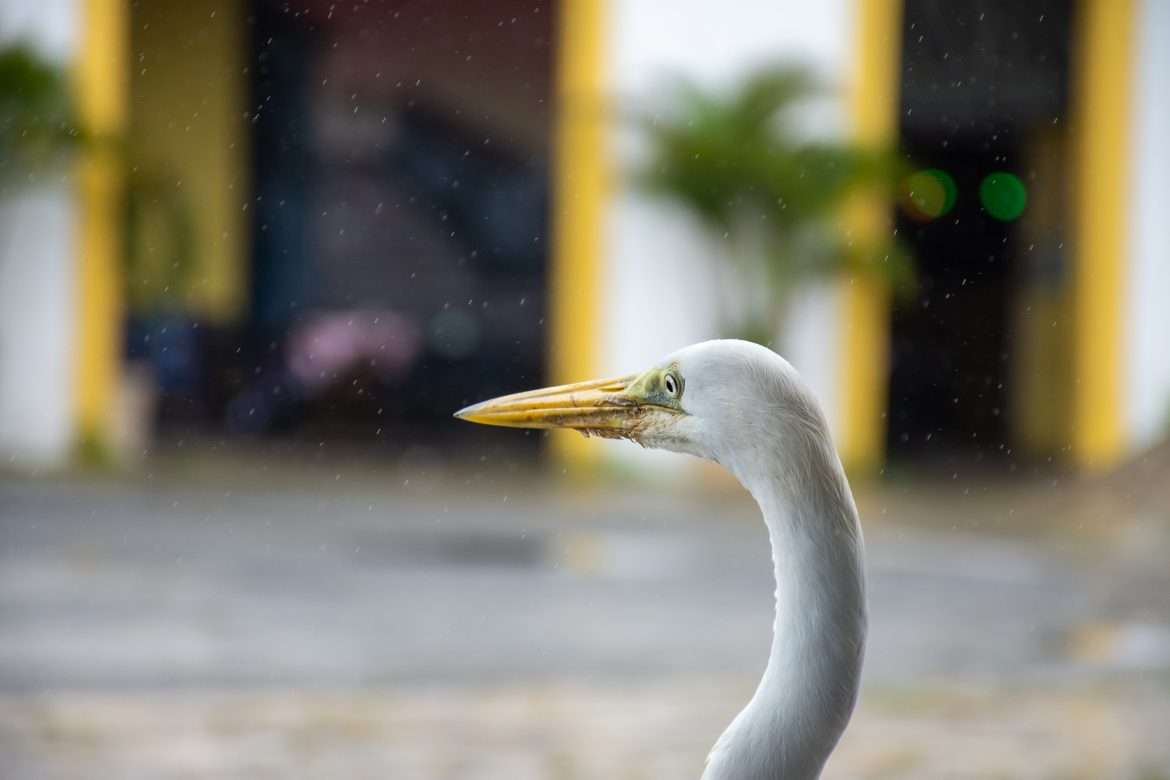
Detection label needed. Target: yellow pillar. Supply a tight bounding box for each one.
[130,0,249,322]
[1011,129,1073,456]
[548,0,609,468]
[840,0,903,472]
[74,0,128,455]
[1069,0,1134,469]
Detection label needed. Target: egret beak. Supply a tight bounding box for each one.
[454,374,646,438]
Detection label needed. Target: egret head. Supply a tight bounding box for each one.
[455,339,817,472]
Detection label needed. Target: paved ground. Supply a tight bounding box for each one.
[1,459,1169,778]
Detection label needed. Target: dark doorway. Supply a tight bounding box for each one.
[887,0,1074,466]
[241,0,555,453]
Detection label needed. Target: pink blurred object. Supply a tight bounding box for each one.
[286,310,422,393]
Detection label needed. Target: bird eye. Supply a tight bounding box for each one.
[664,372,679,397]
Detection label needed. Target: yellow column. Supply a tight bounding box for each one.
[548,0,609,468]
[1069,0,1134,469]
[74,0,128,456]
[1011,129,1072,456]
[130,0,249,322]
[840,0,903,473]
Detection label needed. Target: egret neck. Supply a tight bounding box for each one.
[702,409,866,780]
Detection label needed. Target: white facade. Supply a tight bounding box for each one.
[0,0,80,466]
[1124,0,1170,450]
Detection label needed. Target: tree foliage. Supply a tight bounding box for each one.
[635,65,912,340]
[0,43,80,177]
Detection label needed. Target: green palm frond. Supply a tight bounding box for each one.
[634,64,912,339]
[0,43,81,176]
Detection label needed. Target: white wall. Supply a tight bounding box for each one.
[0,0,76,60]
[0,0,79,466]
[597,0,856,471]
[1124,0,1170,450]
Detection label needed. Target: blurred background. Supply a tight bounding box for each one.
[2,0,1169,777]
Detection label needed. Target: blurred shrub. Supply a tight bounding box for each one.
[123,169,198,313]
[0,42,81,180]
[635,64,912,342]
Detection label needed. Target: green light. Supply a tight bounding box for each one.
[979,172,1027,221]
[902,168,957,221]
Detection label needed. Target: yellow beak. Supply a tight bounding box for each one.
[454,374,643,437]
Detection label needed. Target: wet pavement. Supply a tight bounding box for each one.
[1,465,1168,777]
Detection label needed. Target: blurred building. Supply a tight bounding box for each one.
[2,0,554,465]
[0,0,1167,472]
[575,0,1170,475]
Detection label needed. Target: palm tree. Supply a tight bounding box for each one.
[0,43,80,182]
[635,64,911,343]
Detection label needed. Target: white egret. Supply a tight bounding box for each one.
[456,339,865,780]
